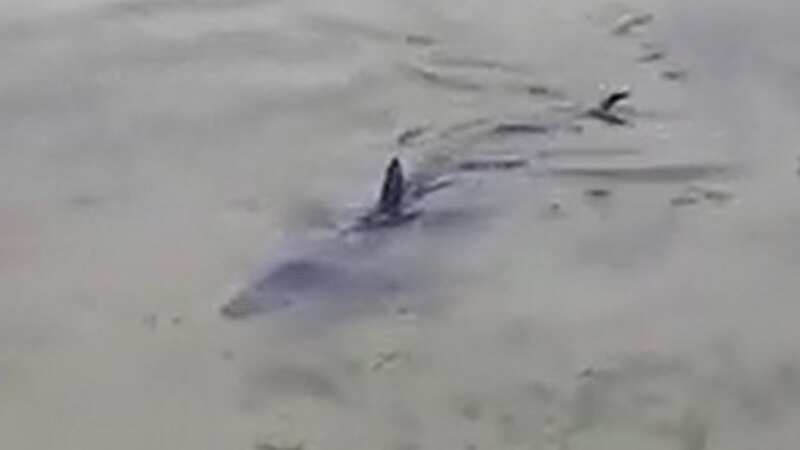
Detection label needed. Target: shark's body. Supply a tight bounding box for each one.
[221,91,729,323]
[221,157,479,322]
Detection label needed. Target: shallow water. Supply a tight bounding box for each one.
[2,0,800,449]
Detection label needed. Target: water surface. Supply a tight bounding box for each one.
[2,1,800,449]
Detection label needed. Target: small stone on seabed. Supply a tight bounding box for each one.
[637,50,666,63]
[662,69,688,81]
[528,85,552,96]
[567,123,584,133]
[405,34,436,46]
[395,306,417,320]
[141,313,158,330]
[585,188,611,198]
[68,194,104,208]
[671,195,700,206]
[461,400,483,421]
[255,441,304,450]
[688,183,734,202]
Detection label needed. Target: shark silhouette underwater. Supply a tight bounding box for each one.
[219,90,729,323]
[220,156,487,322]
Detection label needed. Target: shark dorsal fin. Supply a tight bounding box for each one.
[378,157,405,214]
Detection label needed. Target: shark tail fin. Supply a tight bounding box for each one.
[599,89,631,112]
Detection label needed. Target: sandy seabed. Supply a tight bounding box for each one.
[2,0,800,449]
